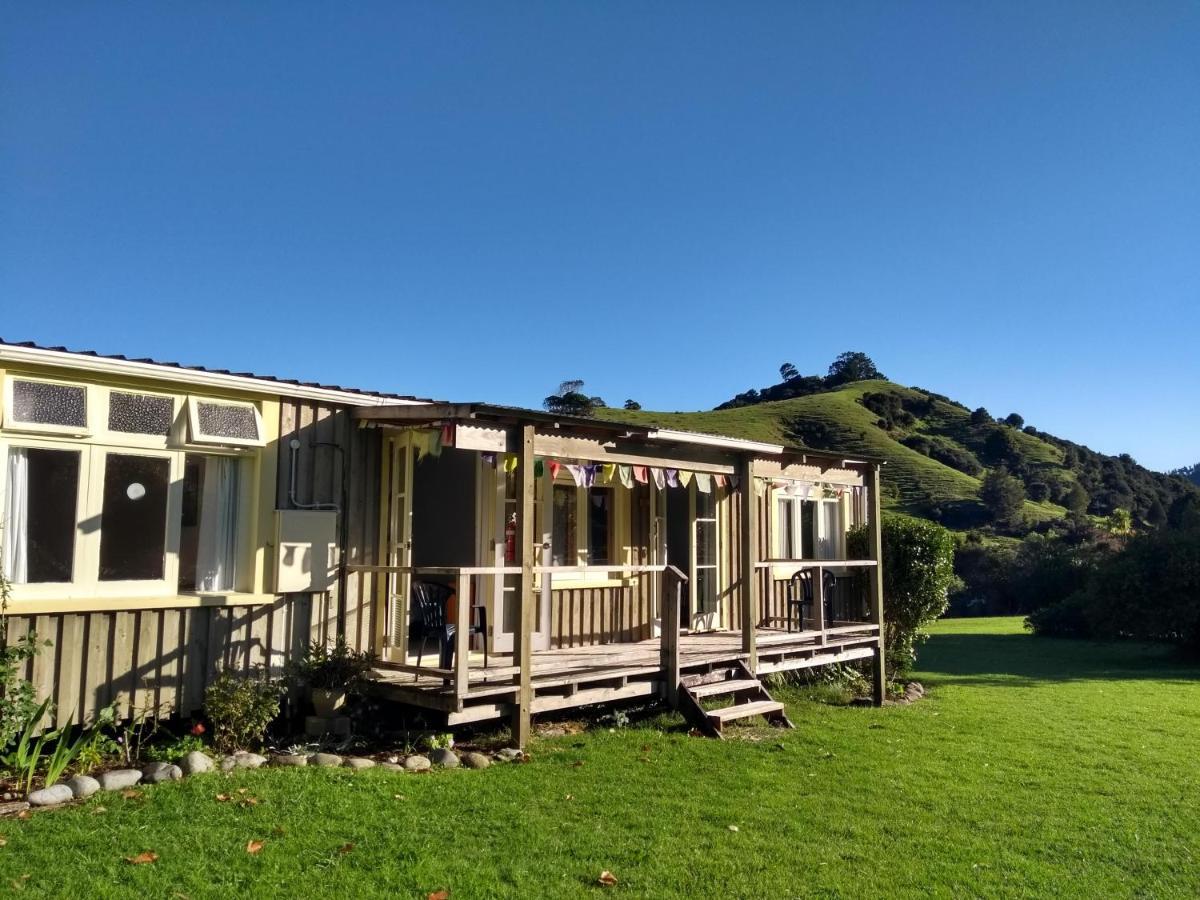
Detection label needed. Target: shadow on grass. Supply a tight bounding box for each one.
[916,631,1200,688]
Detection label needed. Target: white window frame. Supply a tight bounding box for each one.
[104,386,179,450]
[186,396,266,448]
[773,490,846,561]
[1,375,93,438]
[536,472,628,588]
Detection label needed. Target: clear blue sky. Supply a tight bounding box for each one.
[2,3,1197,470]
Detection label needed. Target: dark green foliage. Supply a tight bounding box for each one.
[623,399,641,411]
[827,351,884,385]
[779,362,798,381]
[204,670,283,753]
[1146,498,1167,527]
[980,468,1026,528]
[861,391,914,430]
[1065,482,1090,515]
[544,379,605,417]
[1027,525,1200,651]
[1168,493,1200,529]
[1172,463,1200,487]
[982,427,1021,466]
[1003,413,1025,429]
[929,442,983,477]
[786,416,839,450]
[953,535,1102,617]
[970,407,993,425]
[1027,481,1051,502]
[849,515,958,676]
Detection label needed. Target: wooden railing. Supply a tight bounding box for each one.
[345,562,682,705]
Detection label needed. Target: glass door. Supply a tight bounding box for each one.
[691,486,720,630]
[383,436,413,661]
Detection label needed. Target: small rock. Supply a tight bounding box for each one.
[142,762,183,784]
[461,752,490,770]
[495,748,523,762]
[403,755,431,772]
[344,757,376,770]
[429,748,459,768]
[66,775,100,799]
[310,752,344,768]
[2,792,16,801]
[28,784,74,807]
[179,751,215,775]
[220,751,268,772]
[906,681,925,695]
[379,762,404,772]
[0,800,30,817]
[271,753,309,767]
[385,755,400,765]
[98,769,143,791]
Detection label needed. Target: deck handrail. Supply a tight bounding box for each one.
[346,563,673,576]
[754,559,877,569]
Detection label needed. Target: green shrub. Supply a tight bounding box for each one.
[850,515,958,677]
[0,557,50,749]
[144,733,207,763]
[1025,595,1090,638]
[285,637,376,692]
[204,670,282,753]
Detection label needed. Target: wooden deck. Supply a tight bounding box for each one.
[369,623,880,725]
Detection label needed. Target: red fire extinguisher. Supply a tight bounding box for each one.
[504,513,517,563]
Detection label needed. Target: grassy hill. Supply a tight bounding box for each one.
[600,379,1192,535]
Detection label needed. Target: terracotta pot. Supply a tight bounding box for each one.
[310,687,347,717]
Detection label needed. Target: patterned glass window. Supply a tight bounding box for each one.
[108,392,174,436]
[195,402,259,441]
[10,380,87,428]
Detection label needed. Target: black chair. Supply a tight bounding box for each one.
[786,569,836,632]
[410,581,488,679]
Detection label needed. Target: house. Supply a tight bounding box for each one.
[0,340,885,746]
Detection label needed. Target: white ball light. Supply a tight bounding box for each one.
[126,482,147,501]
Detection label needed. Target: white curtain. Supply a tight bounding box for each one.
[196,457,239,592]
[3,448,29,583]
[817,501,843,560]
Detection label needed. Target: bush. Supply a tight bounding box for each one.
[0,561,50,749]
[849,515,958,677]
[981,468,1026,528]
[929,442,983,477]
[204,670,282,753]
[1027,481,1051,503]
[1025,595,1091,638]
[285,638,376,692]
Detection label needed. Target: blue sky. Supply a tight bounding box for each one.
[2,3,1197,470]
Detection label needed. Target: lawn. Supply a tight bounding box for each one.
[3,617,1199,898]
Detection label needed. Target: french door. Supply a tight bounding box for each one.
[382,436,413,661]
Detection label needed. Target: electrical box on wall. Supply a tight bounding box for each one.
[275,510,338,593]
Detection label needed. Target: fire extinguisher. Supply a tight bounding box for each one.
[504,513,517,563]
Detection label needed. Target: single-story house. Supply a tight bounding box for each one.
[0,339,885,745]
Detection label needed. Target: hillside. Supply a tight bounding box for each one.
[599,380,1196,535]
[1173,463,1200,487]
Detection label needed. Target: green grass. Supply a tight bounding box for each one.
[4,618,1199,898]
[599,382,1067,528]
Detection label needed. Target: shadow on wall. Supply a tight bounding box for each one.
[915,631,1200,688]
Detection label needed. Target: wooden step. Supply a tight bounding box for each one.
[688,678,762,699]
[706,699,785,724]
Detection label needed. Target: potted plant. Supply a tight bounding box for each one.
[286,638,377,717]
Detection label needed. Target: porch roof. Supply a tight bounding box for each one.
[353,401,885,468]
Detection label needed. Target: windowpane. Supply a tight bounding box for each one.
[109,392,173,435]
[696,519,717,566]
[818,501,842,560]
[801,501,816,559]
[179,455,240,592]
[694,566,718,619]
[3,447,79,583]
[98,454,170,581]
[11,380,86,428]
[587,488,612,565]
[775,497,793,557]
[196,402,258,441]
[551,485,576,566]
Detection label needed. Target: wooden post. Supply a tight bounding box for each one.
[660,567,682,708]
[454,571,470,706]
[867,463,886,705]
[812,565,826,644]
[739,456,758,673]
[510,423,537,747]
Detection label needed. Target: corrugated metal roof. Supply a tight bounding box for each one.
[0,337,437,404]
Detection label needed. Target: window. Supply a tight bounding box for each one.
[3,447,80,583]
[98,453,171,581]
[693,488,719,623]
[587,488,613,565]
[774,490,842,560]
[187,398,264,447]
[550,484,576,565]
[3,378,88,435]
[108,391,174,436]
[541,478,621,575]
[178,454,241,592]
[0,377,265,606]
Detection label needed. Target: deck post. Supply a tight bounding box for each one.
[739,455,758,673]
[454,571,471,707]
[511,423,537,747]
[660,567,681,708]
[866,463,886,705]
[812,564,826,645]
